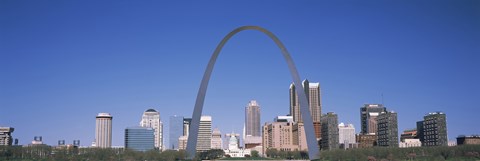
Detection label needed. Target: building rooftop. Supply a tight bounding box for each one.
[145,109,157,112]
[97,113,112,117]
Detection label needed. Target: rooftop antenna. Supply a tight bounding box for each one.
[381,93,384,105]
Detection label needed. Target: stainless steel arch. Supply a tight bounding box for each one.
[186,26,320,160]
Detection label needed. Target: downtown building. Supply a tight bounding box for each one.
[244,100,262,150]
[211,128,222,149]
[357,104,386,148]
[95,113,112,148]
[224,132,251,157]
[320,112,339,150]
[360,104,387,135]
[376,111,399,147]
[417,112,448,146]
[262,120,297,154]
[169,115,184,150]
[290,79,322,140]
[356,134,377,148]
[140,109,163,150]
[399,129,421,148]
[0,127,14,146]
[178,118,192,150]
[338,123,357,149]
[263,116,309,154]
[457,135,480,145]
[245,100,261,137]
[197,115,212,152]
[125,126,155,152]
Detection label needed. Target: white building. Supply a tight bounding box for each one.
[224,132,251,157]
[399,139,422,148]
[140,109,163,151]
[95,113,112,148]
[338,123,356,148]
[178,135,188,150]
[197,115,212,152]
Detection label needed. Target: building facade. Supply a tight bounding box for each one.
[197,115,212,152]
[360,104,387,134]
[399,139,421,148]
[245,100,261,137]
[169,115,184,149]
[320,112,339,150]
[338,123,356,149]
[140,109,163,150]
[0,127,14,146]
[183,118,192,136]
[262,122,298,154]
[289,80,322,139]
[274,115,293,122]
[419,112,448,146]
[292,122,308,151]
[95,113,112,148]
[125,127,155,152]
[178,135,188,150]
[400,129,418,142]
[356,134,377,148]
[457,135,480,145]
[211,128,222,149]
[224,132,251,157]
[377,111,399,147]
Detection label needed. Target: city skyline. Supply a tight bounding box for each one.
[1,1,479,147]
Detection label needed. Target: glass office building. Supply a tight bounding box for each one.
[169,115,184,149]
[125,126,155,151]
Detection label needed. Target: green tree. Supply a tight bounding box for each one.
[251,150,259,157]
[265,148,278,158]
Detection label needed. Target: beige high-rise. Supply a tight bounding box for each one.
[95,113,112,148]
[245,100,261,137]
[289,79,322,139]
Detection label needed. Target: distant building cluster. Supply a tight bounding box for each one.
[4,79,478,158]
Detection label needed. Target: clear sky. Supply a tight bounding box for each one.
[1,1,479,147]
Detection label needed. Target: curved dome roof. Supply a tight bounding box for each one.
[145,109,157,112]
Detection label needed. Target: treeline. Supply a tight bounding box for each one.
[0,145,187,161]
[264,148,309,160]
[319,145,480,161]
[2,145,479,160]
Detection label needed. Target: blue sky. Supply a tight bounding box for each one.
[1,1,479,147]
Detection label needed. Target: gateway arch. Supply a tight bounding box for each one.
[186,26,320,160]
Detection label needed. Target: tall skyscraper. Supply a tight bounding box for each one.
[95,113,112,148]
[169,115,184,149]
[245,100,261,137]
[360,104,387,134]
[125,126,155,152]
[140,109,163,150]
[377,111,399,147]
[338,123,356,148]
[211,128,222,149]
[418,112,448,146]
[289,79,322,139]
[197,115,212,152]
[320,112,339,150]
[0,127,14,146]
